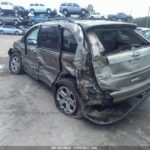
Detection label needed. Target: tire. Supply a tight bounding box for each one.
[63,9,68,16]
[30,9,35,14]
[112,17,116,21]
[9,53,23,75]
[0,20,3,25]
[31,21,35,25]
[15,31,19,35]
[0,30,4,34]
[46,9,51,14]
[91,16,94,19]
[81,9,86,15]
[54,79,83,119]
[14,20,19,25]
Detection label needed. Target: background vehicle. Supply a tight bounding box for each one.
[136,27,150,35]
[14,6,29,18]
[28,15,48,25]
[90,12,104,19]
[8,20,150,124]
[0,13,23,25]
[59,3,89,16]
[108,12,133,21]
[0,25,23,35]
[0,1,14,12]
[28,3,51,14]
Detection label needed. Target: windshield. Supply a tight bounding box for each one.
[95,29,150,54]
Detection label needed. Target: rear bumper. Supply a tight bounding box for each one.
[83,90,150,125]
[111,78,150,102]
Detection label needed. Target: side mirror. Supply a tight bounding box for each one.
[26,39,37,45]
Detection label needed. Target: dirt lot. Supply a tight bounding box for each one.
[0,35,150,146]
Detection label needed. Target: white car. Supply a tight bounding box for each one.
[90,12,104,19]
[0,1,14,12]
[28,3,51,14]
[0,25,23,35]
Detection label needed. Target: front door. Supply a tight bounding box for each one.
[23,26,40,79]
[37,25,61,87]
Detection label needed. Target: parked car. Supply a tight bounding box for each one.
[136,27,150,35]
[49,9,65,18]
[14,6,29,18]
[28,15,48,25]
[59,3,89,16]
[28,3,51,14]
[0,13,23,25]
[0,1,14,12]
[90,12,104,19]
[108,13,133,21]
[18,25,30,34]
[144,31,150,40]
[8,20,150,124]
[0,25,23,35]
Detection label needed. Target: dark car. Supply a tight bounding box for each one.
[0,13,23,25]
[8,20,150,124]
[108,13,133,22]
[14,6,29,18]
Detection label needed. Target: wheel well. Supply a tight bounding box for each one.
[53,74,76,92]
[8,48,21,56]
[63,9,68,12]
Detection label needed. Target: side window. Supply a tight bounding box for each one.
[38,25,59,50]
[62,29,77,53]
[26,27,39,44]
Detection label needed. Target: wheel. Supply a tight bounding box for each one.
[15,31,19,35]
[90,16,94,19]
[112,17,116,21]
[0,20,3,25]
[0,30,4,34]
[81,9,86,15]
[46,9,51,14]
[14,20,19,25]
[9,53,23,75]
[31,21,35,25]
[54,79,83,118]
[63,9,68,16]
[30,9,35,14]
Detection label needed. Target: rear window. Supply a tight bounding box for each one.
[95,29,150,54]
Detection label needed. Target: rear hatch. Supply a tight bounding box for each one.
[88,25,150,101]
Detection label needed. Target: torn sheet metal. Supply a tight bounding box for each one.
[83,91,150,125]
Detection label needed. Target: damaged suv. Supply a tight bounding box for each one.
[8,19,150,124]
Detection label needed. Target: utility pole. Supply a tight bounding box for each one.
[146,6,150,27]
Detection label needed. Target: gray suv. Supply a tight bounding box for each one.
[0,14,23,25]
[8,19,150,124]
[59,3,89,16]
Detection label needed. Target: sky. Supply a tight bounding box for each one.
[6,0,150,18]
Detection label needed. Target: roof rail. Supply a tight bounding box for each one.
[45,18,75,23]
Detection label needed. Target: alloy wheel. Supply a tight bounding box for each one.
[56,86,77,114]
[10,56,21,73]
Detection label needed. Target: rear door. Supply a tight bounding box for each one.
[37,25,61,87]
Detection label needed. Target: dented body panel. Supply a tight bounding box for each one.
[8,20,150,124]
